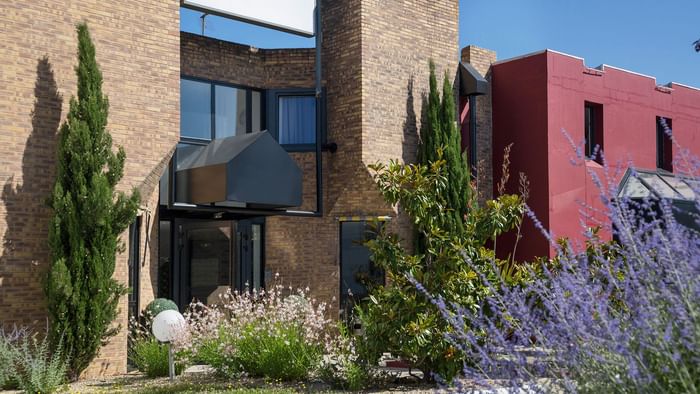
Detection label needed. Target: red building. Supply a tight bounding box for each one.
[489,50,700,260]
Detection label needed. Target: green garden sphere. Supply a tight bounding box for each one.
[145,298,178,318]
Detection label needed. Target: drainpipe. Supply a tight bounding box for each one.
[469,94,477,180]
[313,0,324,217]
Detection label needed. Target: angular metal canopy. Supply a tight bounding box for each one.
[175,131,302,208]
[459,61,488,96]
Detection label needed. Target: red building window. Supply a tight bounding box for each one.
[584,102,604,163]
[657,117,673,172]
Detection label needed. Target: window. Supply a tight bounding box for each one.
[657,117,673,172]
[180,77,264,142]
[584,101,604,162]
[267,89,322,150]
[340,221,385,310]
[215,85,247,138]
[128,217,141,320]
[279,95,316,144]
[181,79,212,140]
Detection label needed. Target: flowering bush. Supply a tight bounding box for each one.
[418,134,700,392]
[177,282,331,381]
[318,325,374,391]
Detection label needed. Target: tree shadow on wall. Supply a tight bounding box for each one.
[401,75,429,165]
[1,57,61,327]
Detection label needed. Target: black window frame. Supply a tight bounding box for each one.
[267,88,326,152]
[180,75,266,145]
[584,101,604,163]
[656,116,673,172]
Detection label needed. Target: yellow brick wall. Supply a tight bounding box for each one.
[0,0,180,377]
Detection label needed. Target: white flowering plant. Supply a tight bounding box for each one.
[175,281,332,381]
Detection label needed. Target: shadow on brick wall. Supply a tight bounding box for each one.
[402,76,418,164]
[1,57,62,327]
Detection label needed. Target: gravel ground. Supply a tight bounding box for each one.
[1,370,438,393]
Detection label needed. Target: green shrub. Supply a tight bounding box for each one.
[129,337,184,378]
[0,329,20,389]
[145,298,178,319]
[182,285,330,381]
[197,323,322,381]
[12,335,67,394]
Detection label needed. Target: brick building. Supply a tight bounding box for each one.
[0,0,460,376]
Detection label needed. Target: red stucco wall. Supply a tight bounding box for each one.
[491,52,550,262]
[491,50,700,261]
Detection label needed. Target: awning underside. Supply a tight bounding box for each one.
[175,131,302,209]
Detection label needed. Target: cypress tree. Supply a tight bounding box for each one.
[46,23,140,380]
[418,61,472,232]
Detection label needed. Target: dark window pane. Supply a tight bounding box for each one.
[279,95,315,144]
[158,221,171,299]
[181,79,212,140]
[215,85,246,138]
[584,102,604,163]
[252,91,262,132]
[656,117,673,172]
[340,221,383,306]
[584,105,593,157]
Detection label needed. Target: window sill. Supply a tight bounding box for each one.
[585,159,604,169]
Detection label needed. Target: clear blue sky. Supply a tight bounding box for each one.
[181,1,700,87]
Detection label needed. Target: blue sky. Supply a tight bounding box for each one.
[181,1,700,87]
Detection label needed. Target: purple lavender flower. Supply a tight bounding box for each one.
[415,128,700,393]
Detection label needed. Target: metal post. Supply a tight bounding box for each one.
[168,342,174,381]
[314,0,324,216]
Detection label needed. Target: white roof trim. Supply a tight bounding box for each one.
[492,49,700,91]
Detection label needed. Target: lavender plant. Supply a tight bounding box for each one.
[417,131,700,393]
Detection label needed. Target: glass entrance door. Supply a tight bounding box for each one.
[173,218,264,309]
[178,220,233,307]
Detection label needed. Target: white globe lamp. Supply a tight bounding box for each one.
[151,309,186,380]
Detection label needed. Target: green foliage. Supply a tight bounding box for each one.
[145,298,179,318]
[356,62,526,382]
[45,22,140,380]
[418,61,471,233]
[129,337,184,378]
[11,335,68,394]
[0,330,19,389]
[196,323,322,381]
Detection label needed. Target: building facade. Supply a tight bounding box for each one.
[0,0,459,376]
[487,50,700,260]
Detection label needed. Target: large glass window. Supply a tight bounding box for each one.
[180,77,263,141]
[181,79,212,140]
[278,95,316,145]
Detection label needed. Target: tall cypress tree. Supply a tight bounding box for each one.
[418,61,472,232]
[46,23,140,380]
